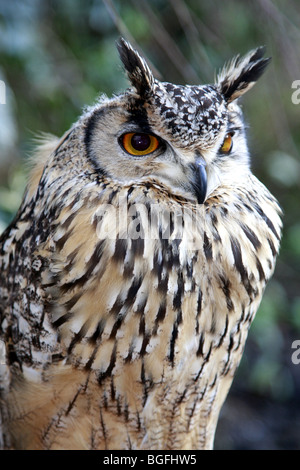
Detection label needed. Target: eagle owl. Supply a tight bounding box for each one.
[0,39,282,450]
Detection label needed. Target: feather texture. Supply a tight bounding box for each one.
[0,39,281,450]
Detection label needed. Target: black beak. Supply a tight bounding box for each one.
[190,160,207,204]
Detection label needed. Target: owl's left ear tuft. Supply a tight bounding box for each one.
[116,38,154,98]
[216,46,271,103]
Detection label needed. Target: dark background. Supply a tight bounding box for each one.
[0,0,299,449]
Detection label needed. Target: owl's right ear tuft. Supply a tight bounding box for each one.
[116,38,154,98]
[216,46,271,103]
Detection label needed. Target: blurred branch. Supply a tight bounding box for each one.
[103,0,162,78]
[131,0,200,83]
[254,0,300,158]
[257,0,300,79]
[103,0,135,41]
[168,0,218,81]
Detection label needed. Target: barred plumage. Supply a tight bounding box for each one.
[0,39,282,450]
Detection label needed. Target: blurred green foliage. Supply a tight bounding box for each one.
[0,0,299,449]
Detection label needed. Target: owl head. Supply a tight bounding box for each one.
[80,39,270,205]
[33,39,268,212]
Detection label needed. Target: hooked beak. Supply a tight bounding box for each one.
[190,159,207,204]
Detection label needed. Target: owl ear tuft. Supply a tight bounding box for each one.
[116,38,154,98]
[216,47,271,103]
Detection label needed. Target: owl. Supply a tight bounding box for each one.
[0,39,282,450]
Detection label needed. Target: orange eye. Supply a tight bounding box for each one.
[220,133,233,154]
[121,132,160,156]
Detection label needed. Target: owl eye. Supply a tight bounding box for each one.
[220,133,233,154]
[120,132,160,156]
